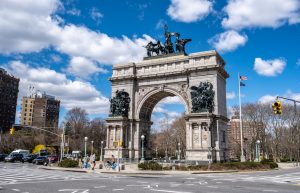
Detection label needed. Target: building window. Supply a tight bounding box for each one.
[222,131,226,143]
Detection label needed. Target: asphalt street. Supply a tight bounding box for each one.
[0,162,300,193]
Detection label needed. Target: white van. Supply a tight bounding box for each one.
[11,149,30,157]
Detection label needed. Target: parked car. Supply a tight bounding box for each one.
[48,155,58,163]
[0,153,8,162]
[5,153,24,163]
[32,156,49,165]
[23,154,38,163]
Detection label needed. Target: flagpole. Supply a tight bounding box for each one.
[238,72,245,162]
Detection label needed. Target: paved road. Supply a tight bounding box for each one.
[0,162,300,193]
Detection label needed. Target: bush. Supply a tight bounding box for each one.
[138,161,162,170]
[58,159,78,168]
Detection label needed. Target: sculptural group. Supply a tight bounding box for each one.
[191,82,215,113]
[109,90,130,117]
[145,25,191,57]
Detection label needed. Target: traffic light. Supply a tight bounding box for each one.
[9,127,15,135]
[272,100,282,114]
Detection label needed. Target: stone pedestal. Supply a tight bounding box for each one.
[104,117,130,159]
[185,113,228,162]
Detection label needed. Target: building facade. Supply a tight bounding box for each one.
[21,92,60,128]
[228,115,253,160]
[0,68,19,133]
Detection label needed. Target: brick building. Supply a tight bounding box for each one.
[0,68,19,133]
[21,92,60,128]
[228,115,253,161]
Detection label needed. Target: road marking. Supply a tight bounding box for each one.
[207,186,218,189]
[150,189,192,193]
[263,190,278,192]
[126,185,148,187]
[112,189,124,191]
[215,182,223,184]
[58,189,89,193]
[12,189,20,192]
[94,186,106,188]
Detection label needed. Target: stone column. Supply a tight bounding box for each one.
[189,122,193,148]
[199,123,202,148]
[113,125,116,142]
[106,126,109,148]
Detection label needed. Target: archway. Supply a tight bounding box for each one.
[105,50,229,162]
[136,89,188,159]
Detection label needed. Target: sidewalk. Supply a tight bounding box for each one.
[38,164,238,175]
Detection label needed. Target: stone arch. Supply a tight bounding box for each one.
[136,88,189,121]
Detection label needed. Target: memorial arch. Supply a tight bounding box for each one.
[104,50,229,162]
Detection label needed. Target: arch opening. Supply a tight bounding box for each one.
[137,89,189,122]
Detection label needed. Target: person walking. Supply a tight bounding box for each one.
[90,153,96,170]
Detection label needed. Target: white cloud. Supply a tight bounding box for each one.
[167,0,213,23]
[286,90,300,101]
[0,0,61,54]
[160,96,182,104]
[208,30,248,53]
[67,8,81,16]
[67,56,107,79]
[258,95,277,104]
[0,0,153,67]
[222,0,300,30]
[5,61,109,114]
[226,92,236,100]
[56,25,153,65]
[155,19,167,30]
[90,7,103,24]
[254,58,286,77]
[297,59,300,66]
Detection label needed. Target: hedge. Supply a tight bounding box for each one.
[138,161,162,170]
[58,159,79,168]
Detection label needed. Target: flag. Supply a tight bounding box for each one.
[240,82,246,86]
[240,76,247,81]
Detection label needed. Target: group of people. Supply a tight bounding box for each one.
[81,153,96,170]
[81,154,117,170]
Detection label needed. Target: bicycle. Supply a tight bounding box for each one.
[104,161,117,170]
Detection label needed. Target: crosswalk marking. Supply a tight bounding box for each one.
[0,163,110,186]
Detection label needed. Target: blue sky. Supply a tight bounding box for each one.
[0,0,299,125]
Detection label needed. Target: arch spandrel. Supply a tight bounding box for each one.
[135,87,189,121]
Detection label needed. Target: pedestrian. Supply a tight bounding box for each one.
[90,153,96,170]
[111,154,116,169]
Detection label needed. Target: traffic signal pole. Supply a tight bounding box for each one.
[12,125,64,161]
[275,96,300,165]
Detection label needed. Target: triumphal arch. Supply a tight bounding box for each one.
[105,26,229,162]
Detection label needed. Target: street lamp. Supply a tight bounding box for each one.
[100,141,104,161]
[141,135,145,162]
[255,140,261,162]
[91,140,94,155]
[177,142,181,160]
[84,136,88,157]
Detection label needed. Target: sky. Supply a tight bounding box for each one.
[0,0,299,127]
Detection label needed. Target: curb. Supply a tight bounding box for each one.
[38,166,88,173]
[100,171,168,175]
[191,170,238,174]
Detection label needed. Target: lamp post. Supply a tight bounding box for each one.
[177,142,181,160]
[84,137,88,157]
[141,135,145,162]
[91,140,94,155]
[100,141,104,161]
[255,140,261,162]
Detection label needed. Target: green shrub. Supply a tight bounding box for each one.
[58,159,78,168]
[138,161,162,170]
